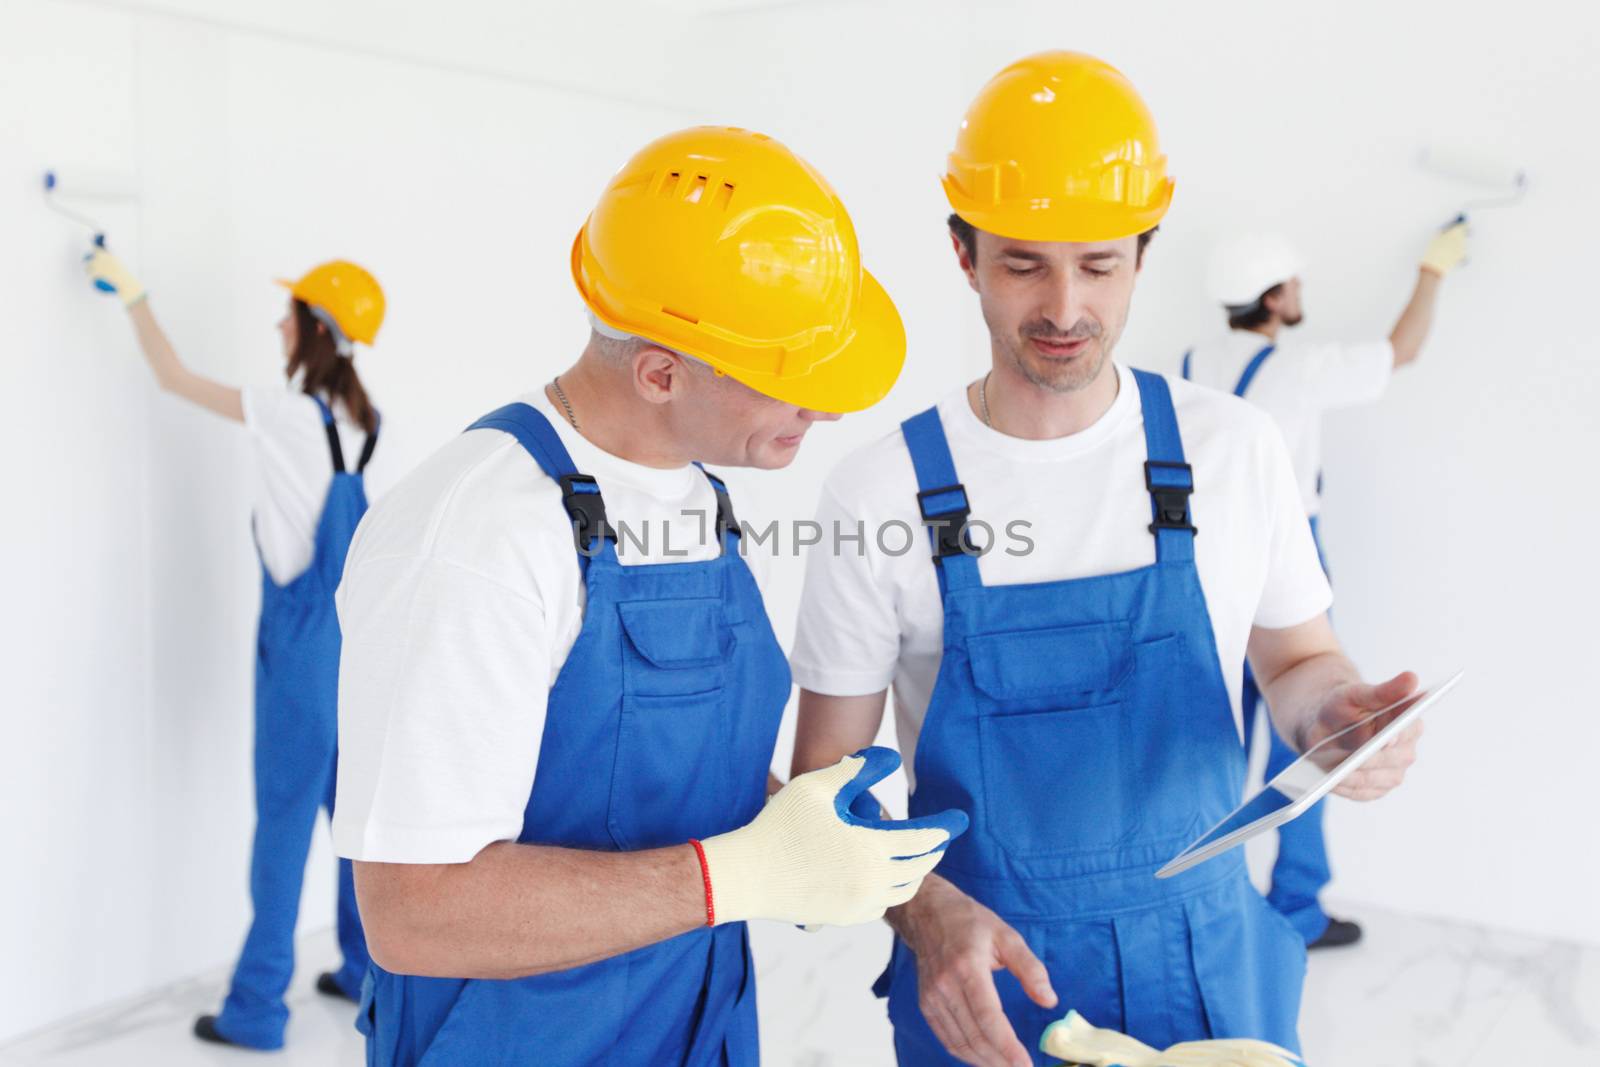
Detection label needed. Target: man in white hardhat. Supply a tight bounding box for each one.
[1177,221,1468,950]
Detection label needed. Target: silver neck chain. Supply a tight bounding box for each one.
[551,376,579,431]
[979,372,993,428]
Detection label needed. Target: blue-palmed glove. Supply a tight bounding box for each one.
[84,247,146,307]
[694,747,968,928]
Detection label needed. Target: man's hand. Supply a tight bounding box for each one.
[1299,670,1423,800]
[1420,218,1469,277]
[697,747,967,927]
[892,875,1057,1067]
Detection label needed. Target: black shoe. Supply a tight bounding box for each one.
[316,971,356,1002]
[193,1015,240,1047]
[1308,917,1363,950]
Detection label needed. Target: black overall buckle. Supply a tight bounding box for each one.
[1144,461,1197,536]
[917,483,974,559]
[558,473,613,551]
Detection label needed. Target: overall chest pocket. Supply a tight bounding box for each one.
[968,621,1132,710]
[969,621,1146,860]
[620,598,733,694]
[609,598,739,849]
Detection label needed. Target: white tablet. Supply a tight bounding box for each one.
[1155,670,1464,880]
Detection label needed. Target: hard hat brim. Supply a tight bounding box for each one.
[945,176,1175,244]
[718,268,907,414]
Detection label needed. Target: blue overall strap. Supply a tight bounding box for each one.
[466,403,614,562]
[900,407,981,594]
[1181,349,1193,380]
[309,394,348,474]
[694,463,741,554]
[1132,369,1197,564]
[1232,344,1277,398]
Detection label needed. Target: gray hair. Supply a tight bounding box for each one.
[586,310,711,371]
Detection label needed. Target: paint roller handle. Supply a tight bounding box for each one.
[84,248,146,307]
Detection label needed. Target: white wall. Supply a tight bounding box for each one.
[2,0,1594,1043]
[1,0,701,1041]
[1,2,158,1041]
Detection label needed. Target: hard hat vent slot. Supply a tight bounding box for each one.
[662,307,700,325]
[685,174,709,204]
[715,182,736,210]
[660,171,681,197]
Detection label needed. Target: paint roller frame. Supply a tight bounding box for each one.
[43,168,140,292]
[43,168,139,245]
[1416,145,1529,226]
[43,171,109,248]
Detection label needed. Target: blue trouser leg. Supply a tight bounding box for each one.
[326,753,371,997]
[1243,666,1332,945]
[214,706,329,1049]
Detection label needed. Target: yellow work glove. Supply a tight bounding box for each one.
[84,247,146,307]
[694,747,967,928]
[1040,1010,1303,1067]
[1420,218,1469,277]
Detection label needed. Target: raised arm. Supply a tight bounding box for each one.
[1389,219,1469,368]
[87,249,244,423]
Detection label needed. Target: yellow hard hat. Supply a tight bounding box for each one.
[572,126,905,414]
[275,260,385,345]
[944,51,1174,243]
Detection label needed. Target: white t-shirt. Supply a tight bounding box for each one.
[332,391,771,864]
[789,363,1332,792]
[1180,331,1393,515]
[241,385,386,586]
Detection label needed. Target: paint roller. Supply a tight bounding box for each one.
[43,168,138,292]
[1417,145,1528,227]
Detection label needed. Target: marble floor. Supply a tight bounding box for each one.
[5,904,1596,1065]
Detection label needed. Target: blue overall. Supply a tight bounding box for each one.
[878,371,1305,1063]
[1184,345,1334,944]
[359,403,789,1066]
[214,395,374,1049]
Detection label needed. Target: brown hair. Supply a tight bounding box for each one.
[1226,284,1283,331]
[287,299,378,435]
[947,213,1157,267]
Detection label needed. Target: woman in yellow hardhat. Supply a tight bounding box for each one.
[85,252,384,1050]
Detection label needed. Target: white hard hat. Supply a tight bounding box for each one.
[1206,233,1305,308]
